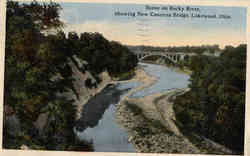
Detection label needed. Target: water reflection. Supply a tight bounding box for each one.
[75,84,130,132]
[74,82,140,152]
[74,63,189,152]
[75,104,136,152]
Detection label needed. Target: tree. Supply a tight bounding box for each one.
[173,44,246,153]
[4,1,91,150]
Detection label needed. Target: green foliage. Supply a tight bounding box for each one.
[69,33,138,76]
[173,44,246,153]
[4,1,92,151]
[115,69,136,81]
[128,45,220,55]
[4,0,138,151]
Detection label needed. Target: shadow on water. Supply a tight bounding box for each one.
[73,83,139,152]
[72,63,189,152]
[75,84,130,132]
[74,62,189,133]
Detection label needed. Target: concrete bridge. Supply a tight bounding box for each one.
[135,51,196,63]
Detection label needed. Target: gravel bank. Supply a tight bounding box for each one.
[115,67,234,154]
[114,67,201,153]
[115,96,201,153]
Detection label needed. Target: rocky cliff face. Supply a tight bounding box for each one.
[61,55,112,120]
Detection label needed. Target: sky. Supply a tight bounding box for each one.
[59,2,247,48]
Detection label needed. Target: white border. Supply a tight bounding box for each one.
[0,0,6,152]
[0,0,249,156]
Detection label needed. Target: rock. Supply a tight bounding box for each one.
[33,112,49,135]
[60,56,111,120]
[128,136,134,142]
[72,55,88,69]
[20,144,29,150]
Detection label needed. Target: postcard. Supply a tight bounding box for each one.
[0,0,249,156]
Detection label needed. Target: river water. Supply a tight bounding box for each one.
[130,63,189,98]
[74,63,189,152]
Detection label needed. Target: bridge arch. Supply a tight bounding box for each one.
[138,53,181,63]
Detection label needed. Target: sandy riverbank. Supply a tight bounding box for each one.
[113,63,201,153]
[73,65,149,120]
[115,65,234,154]
[115,88,202,153]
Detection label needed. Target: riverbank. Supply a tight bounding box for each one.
[115,63,234,154]
[72,63,155,125]
[115,88,202,153]
[71,63,144,120]
[73,66,155,152]
[113,62,200,153]
[153,89,234,154]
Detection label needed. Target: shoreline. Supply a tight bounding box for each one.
[115,86,202,153]
[73,66,147,120]
[74,62,234,154]
[115,63,234,154]
[114,63,201,153]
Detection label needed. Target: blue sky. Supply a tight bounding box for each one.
[60,2,247,48]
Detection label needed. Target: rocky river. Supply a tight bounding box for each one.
[73,63,190,152]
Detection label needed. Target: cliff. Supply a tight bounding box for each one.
[62,55,113,120]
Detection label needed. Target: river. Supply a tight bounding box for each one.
[74,63,190,152]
